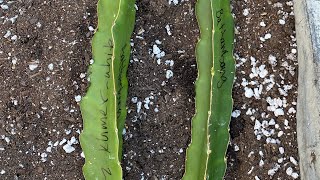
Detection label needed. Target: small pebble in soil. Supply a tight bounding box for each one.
[63,143,75,153]
[59,138,67,145]
[48,63,54,70]
[243,9,249,16]
[62,136,78,153]
[165,60,174,67]
[137,101,142,113]
[259,159,264,167]
[3,30,11,38]
[11,35,17,41]
[231,110,241,118]
[264,33,272,40]
[80,152,85,158]
[165,24,172,36]
[29,63,38,71]
[40,152,48,162]
[291,172,299,179]
[279,147,285,154]
[245,87,254,98]
[290,156,298,166]
[166,70,173,79]
[279,19,286,25]
[131,97,138,103]
[75,95,82,102]
[1,4,9,10]
[234,144,240,151]
[88,26,94,32]
[286,167,293,176]
[268,164,280,176]
[260,21,266,27]
[152,44,165,59]
[168,0,179,5]
[274,108,284,116]
[80,73,86,79]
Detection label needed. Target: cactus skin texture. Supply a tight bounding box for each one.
[183,0,235,179]
[112,0,136,160]
[79,0,136,179]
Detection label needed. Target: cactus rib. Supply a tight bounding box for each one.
[112,0,136,158]
[183,0,213,179]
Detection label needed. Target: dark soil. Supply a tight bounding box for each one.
[0,0,94,179]
[123,0,198,179]
[0,0,299,180]
[226,0,299,179]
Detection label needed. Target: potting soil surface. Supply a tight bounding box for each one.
[0,0,299,179]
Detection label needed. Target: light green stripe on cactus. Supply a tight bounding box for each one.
[183,0,235,179]
[183,0,213,179]
[79,0,136,179]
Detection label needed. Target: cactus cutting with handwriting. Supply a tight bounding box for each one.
[183,0,235,179]
[79,0,136,179]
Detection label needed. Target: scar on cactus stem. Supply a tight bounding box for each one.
[79,0,136,179]
[183,0,235,179]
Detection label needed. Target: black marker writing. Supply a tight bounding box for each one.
[216,9,229,88]
[116,44,127,120]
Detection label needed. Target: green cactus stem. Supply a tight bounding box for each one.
[183,0,235,179]
[79,0,136,179]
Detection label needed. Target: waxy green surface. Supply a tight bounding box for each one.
[79,0,136,179]
[183,0,235,179]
